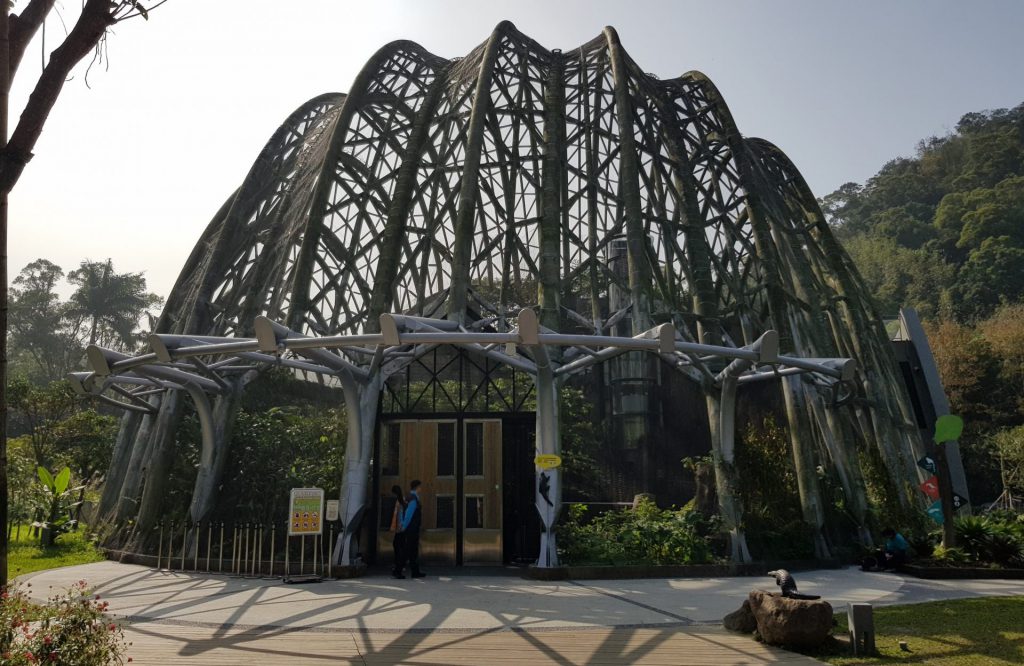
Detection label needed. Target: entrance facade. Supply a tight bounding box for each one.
[375,419,503,565]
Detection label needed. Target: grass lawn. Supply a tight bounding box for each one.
[6,525,105,579]
[804,596,1024,665]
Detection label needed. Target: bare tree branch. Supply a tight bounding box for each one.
[8,0,56,80]
[0,0,116,193]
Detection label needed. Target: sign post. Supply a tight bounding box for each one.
[286,488,324,583]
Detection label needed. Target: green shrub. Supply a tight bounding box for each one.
[1,580,129,665]
[932,545,969,566]
[954,515,995,561]
[558,499,720,566]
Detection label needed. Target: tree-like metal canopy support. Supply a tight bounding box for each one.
[82,22,927,566]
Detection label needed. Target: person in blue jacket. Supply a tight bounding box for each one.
[880,527,910,570]
[397,479,425,578]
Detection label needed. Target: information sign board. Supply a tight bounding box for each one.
[325,499,340,522]
[289,488,324,536]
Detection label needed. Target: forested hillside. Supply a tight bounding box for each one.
[821,103,1024,322]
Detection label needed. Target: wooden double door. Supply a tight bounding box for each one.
[377,419,502,565]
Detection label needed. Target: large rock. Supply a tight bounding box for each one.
[748,590,833,647]
[723,599,757,633]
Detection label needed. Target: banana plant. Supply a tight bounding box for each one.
[33,466,83,547]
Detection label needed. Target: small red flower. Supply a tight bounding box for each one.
[109,623,117,631]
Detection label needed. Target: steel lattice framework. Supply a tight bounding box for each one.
[84,23,927,566]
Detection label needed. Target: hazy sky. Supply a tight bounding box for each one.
[9,0,1024,299]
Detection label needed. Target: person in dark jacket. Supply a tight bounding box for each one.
[389,484,407,579]
[398,479,425,578]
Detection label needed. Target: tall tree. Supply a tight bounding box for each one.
[2,0,162,587]
[66,258,162,349]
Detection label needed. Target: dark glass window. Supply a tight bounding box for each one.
[465,422,484,476]
[437,422,455,476]
[465,496,484,529]
[381,423,400,476]
[435,496,455,529]
[380,495,398,529]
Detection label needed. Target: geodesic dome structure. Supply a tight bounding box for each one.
[88,22,927,566]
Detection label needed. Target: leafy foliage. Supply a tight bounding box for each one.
[558,498,720,566]
[34,466,82,547]
[1,581,129,665]
[733,415,816,560]
[558,386,604,500]
[8,258,162,383]
[821,102,1024,322]
[161,402,347,525]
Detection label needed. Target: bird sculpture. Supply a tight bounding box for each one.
[767,569,821,600]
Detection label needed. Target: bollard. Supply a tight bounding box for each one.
[156,522,164,571]
[848,603,876,656]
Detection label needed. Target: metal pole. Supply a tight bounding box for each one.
[267,524,276,578]
[300,534,305,576]
[206,522,213,573]
[326,524,333,578]
[166,521,174,571]
[193,522,200,572]
[284,532,290,581]
[179,521,187,571]
[242,523,249,576]
[218,522,225,573]
[156,522,163,571]
[231,525,239,575]
[250,524,259,577]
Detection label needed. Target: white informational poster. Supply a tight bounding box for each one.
[325,499,340,522]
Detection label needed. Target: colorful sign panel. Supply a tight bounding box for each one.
[919,476,940,500]
[289,488,324,536]
[917,456,937,475]
[926,500,944,525]
[535,454,562,469]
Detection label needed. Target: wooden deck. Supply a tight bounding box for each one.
[122,623,822,665]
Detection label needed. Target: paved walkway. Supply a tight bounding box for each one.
[21,562,1024,664]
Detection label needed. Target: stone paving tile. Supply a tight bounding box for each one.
[21,561,1024,665]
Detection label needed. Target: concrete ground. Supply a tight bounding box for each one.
[20,562,1024,664]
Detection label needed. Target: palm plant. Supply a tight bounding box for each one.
[66,259,163,351]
